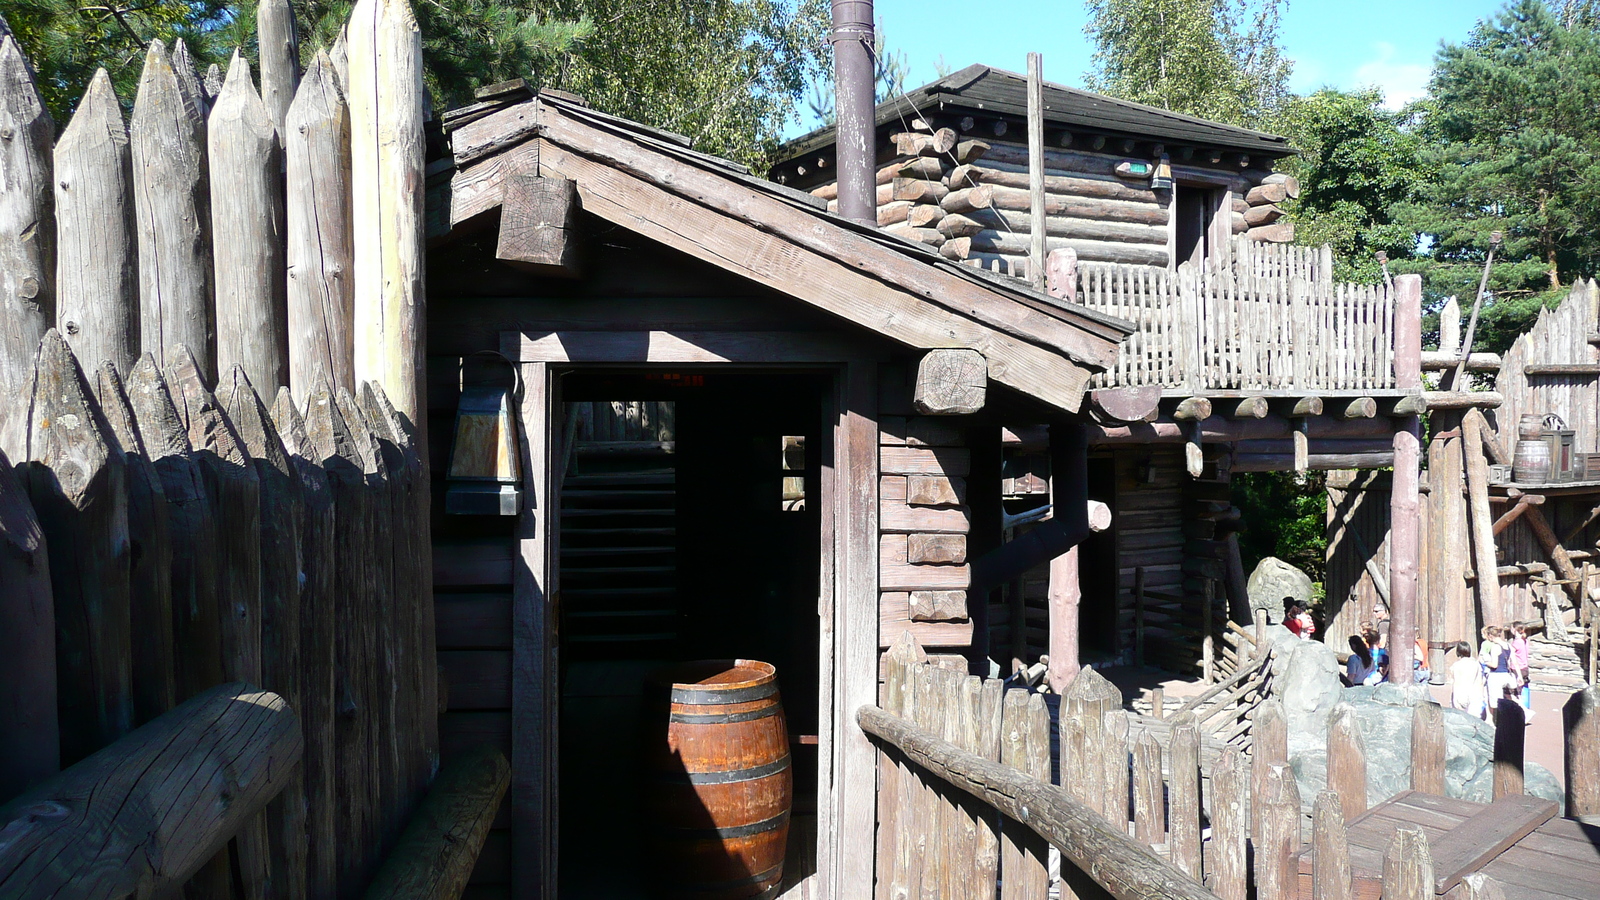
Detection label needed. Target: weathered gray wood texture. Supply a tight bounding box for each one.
[0,446,58,800]
[0,35,54,457]
[55,71,137,378]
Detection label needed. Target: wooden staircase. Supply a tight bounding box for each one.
[559,468,679,659]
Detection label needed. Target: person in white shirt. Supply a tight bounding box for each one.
[1449,640,1486,720]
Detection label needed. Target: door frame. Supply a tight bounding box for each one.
[505,329,881,898]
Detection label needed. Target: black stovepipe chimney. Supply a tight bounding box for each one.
[831,0,876,226]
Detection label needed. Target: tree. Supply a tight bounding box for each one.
[1270,88,1425,283]
[1399,0,1600,348]
[1082,0,1292,126]
[803,20,910,129]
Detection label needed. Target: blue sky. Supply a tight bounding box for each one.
[859,0,1510,112]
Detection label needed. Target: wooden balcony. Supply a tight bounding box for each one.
[1075,239,1398,396]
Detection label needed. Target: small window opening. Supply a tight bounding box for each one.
[782,435,806,511]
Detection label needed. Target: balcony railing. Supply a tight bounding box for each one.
[1078,238,1396,395]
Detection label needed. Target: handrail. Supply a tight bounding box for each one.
[0,683,301,899]
[1171,647,1274,718]
[858,704,1224,900]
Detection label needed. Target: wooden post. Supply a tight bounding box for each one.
[1103,709,1130,834]
[220,367,307,900]
[1134,566,1146,667]
[1168,713,1202,879]
[0,35,54,461]
[1493,698,1525,798]
[0,447,58,800]
[24,330,133,765]
[1327,704,1368,821]
[257,0,299,133]
[364,745,512,900]
[130,40,214,385]
[1463,409,1504,626]
[90,362,175,726]
[1208,747,1248,900]
[1522,503,1584,603]
[1389,273,1422,683]
[211,54,289,397]
[125,354,222,702]
[976,678,1003,896]
[912,348,986,415]
[1254,606,1268,656]
[1428,410,1470,670]
[496,175,583,276]
[285,52,356,402]
[1132,732,1162,845]
[1026,52,1045,290]
[349,0,427,430]
[1564,685,1600,817]
[1251,699,1288,842]
[1255,763,1301,900]
[1000,690,1049,900]
[1046,247,1078,303]
[1047,421,1087,690]
[1411,702,1447,794]
[165,347,271,895]
[55,71,138,379]
[1382,825,1434,900]
[1312,790,1353,900]
[877,635,911,900]
[305,382,376,894]
[170,38,210,119]
[271,387,338,899]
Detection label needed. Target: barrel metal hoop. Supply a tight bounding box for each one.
[669,705,780,725]
[665,809,791,840]
[670,862,785,893]
[660,754,792,785]
[671,681,777,705]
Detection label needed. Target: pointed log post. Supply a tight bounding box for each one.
[286,53,355,402]
[1327,704,1368,821]
[166,346,271,898]
[275,387,338,900]
[1389,273,1422,683]
[257,0,299,134]
[131,41,214,384]
[220,367,307,900]
[1209,747,1248,900]
[56,73,138,380]
[171,38,210,120]
[91,362,175,726]
[0,447,58,800]
[305,383,376,894]
[0,35,54,460]
[1312,790,1352,900]
[1411,702,1447,794]
[1168,713,1203,880]
[125,354,222,702]
[1492,699,1525,798]
[1382,825,1434,900]
[203,64,223,102]
[1046,420,1088,691]
[1565,685,1600,818]
[349,0,427,430]
[1251,698,1288,842]
[25,331,133,764]
[1256,762,1302,900]
[211,54,288,397]
[330,27,350,95]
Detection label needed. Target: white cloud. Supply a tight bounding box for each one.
[1351,42,1432,108]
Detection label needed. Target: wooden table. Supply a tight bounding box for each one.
[1293,790,1600,899]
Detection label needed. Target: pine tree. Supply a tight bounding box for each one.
[1082,0,1292,126]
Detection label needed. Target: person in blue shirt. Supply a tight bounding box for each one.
[1346,634,1379,686]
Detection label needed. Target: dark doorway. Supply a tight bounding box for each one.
[1174,184,1221,267]
[1080,457,1120,660]
[557,371,826,898]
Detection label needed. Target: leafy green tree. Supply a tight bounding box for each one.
[1270,88,1424,283]
[1232,471,1327,583]
[1397,0,1600,349]
[803,20,910,128]
[1082,0,1292,126]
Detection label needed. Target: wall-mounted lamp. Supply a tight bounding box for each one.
[445,351,522,515]
[1150,154,1173,192]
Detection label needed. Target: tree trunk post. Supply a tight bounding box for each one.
[0,35,54,461]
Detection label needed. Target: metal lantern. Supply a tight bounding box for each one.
[1150,154,1174,191]
[446,352,522,515]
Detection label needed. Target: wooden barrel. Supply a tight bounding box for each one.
[1514,438,1550,484]
[645,660,792,900]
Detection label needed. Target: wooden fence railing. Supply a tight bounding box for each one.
[0,333,433,898]
[1075,238,1396,394]
[869,636,1600,900]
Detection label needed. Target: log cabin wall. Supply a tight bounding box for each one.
[1111,447,1188,666]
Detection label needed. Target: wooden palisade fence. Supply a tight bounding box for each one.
[0,0,506,896]
[867,635,1600,900]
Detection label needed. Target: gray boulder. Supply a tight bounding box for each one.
[1264,624,1344,747]
[1285,683,1563,813]
[1247,557,1313,623]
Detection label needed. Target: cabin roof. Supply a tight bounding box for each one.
[776,64,1294,167]
[433,90,1134,414]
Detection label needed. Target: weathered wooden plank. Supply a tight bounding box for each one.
[878,594,972,648]
[1566,685,1600,818]
[1381,826,1433,900]
[349,0,427,426]
[1168,714,1202,879]
[130,40,213,383]
[55,72,137,379]
[0,683,302,899]
[1411,702,1447,794]
[1428,794,1555,893]
[881,446,971,476]
[25,331,133,765]
[906,473,965,506]
[125,354,221,702]
[286,52,355,402]
[90,362,174,726]
[366,745,511,900]
[170,38,210,119]
[1310,790,1352,900]
[0,446,57,799]
[1327,704,1368,821]
[1209,747,1248,900]
[271,386,338,900]
[256,0,298,133]
[211,54,289,397]
[0,35,53,460]
[219,367,307,900]
[1256,763,1301,900]
[881,497,970,533]
[496,174,581,276]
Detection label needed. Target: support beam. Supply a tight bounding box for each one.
[1270,397,1322,418]
[1227,396,1269,419]
[1464,409,1504,626]
[1338,397,1377,419]
[1523,502,1582,602]
[1171,396,1212,420]
[1389,272,1421,684]
[1047,421,1087,690]
[495,174,581,277]
[1093,413,1394,445]
[1086,386,1160,424]
[1423,390,1503,411]
[914,348,986,415]
[1492,491,1544,536]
